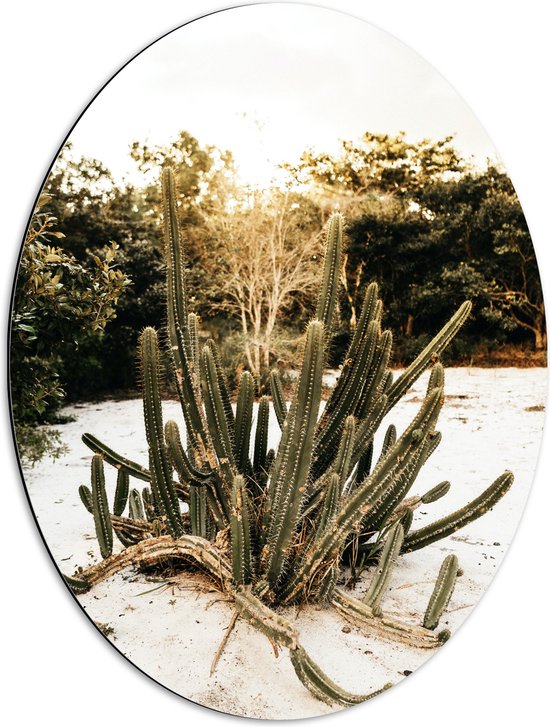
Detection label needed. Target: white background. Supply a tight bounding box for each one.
[2,1,548,724]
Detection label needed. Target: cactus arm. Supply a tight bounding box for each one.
[279,387,443,603]
[141,487,157,521]
[141,327,184,538]
[234,586,391,707]
[91,455,113,559]
[312,320,379,478]
[128,488,145,521]
[113,468,130,516]
[78,484,93,513]
[290,646,392,707]
[332,415,356,488]
[320,282,379,422]
[230,476,252,584]
[382,480,450,530]
[201,345,236,475]
[332,589,447,648]
[381,424,397,459]
[402,471,514,553]
[315,212,343,334]
[253,395,270,481]
[422,480,451,504]
[188,312,200,370]
[351,440,373,491]
[164,419,211,485]
[269,369,288,429]
[190,486,208,537]
[263,320,325,585]
[81,433,151,482]
[354,330,393,419]
[423,555,460,630]
[349,394,389,471]
[234,371,254,473]
[385,302,471,411]
[362,523,404,611]
[205,338,236,437]
[66,535,232,591]
[162,167,190,357]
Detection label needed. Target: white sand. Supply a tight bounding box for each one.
[22,367,546,719]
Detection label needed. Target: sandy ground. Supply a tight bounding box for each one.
[22,367,546,719]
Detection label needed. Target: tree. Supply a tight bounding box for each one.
[201,189,323,376]
[285,132,464,204]
[422,166,545,351]
[10,194,130,464]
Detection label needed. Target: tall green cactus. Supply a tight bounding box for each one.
[72,166,515,709]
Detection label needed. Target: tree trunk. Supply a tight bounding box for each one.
[534,320,547,351]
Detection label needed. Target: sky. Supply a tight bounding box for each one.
[66,3,499,188]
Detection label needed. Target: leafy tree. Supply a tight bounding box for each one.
[285,132,464,204]
[290,133,544,361]
[422,166,545,351]
[10,194,130,464]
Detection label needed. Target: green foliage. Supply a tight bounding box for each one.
[288,134,544,364]
[68,170,515,707]
[11,194,130,463]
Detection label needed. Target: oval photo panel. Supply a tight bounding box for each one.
[10,2,546,719]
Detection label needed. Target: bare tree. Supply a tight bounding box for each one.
[204,189,323,375]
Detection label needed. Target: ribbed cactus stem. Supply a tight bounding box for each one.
[205,338,236,438]
[190,485,207,538]
[269,369,288,428]
[188,312,200,370]
[423,554,460,630]
[403,471,514,553]
[201,345,236,477]
[422,480,451,504]
[312,320,379,478]
[141,327,184,538]
[290,646,392,707]
[234,371,254,473]
[315,212,343,334]
[162,167,190,355]
[128,488,145,521]
[230,475,252,584]
[113,468,130,516]
[253,395,270,481]
[332,415,356,488]
[164,419,211,486]
[141,487,156,521]
[78,484,93,513]
[279,387,443,603]
[91,454,113,559]
[323,283,379,420]
[385,302,471,411]
[264,320,325,585]
[315,473,341,535]
[354,329,392,420]
[362,523,404,611]
[82,433,151,482]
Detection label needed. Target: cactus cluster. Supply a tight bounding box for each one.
[67,167,514,708]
